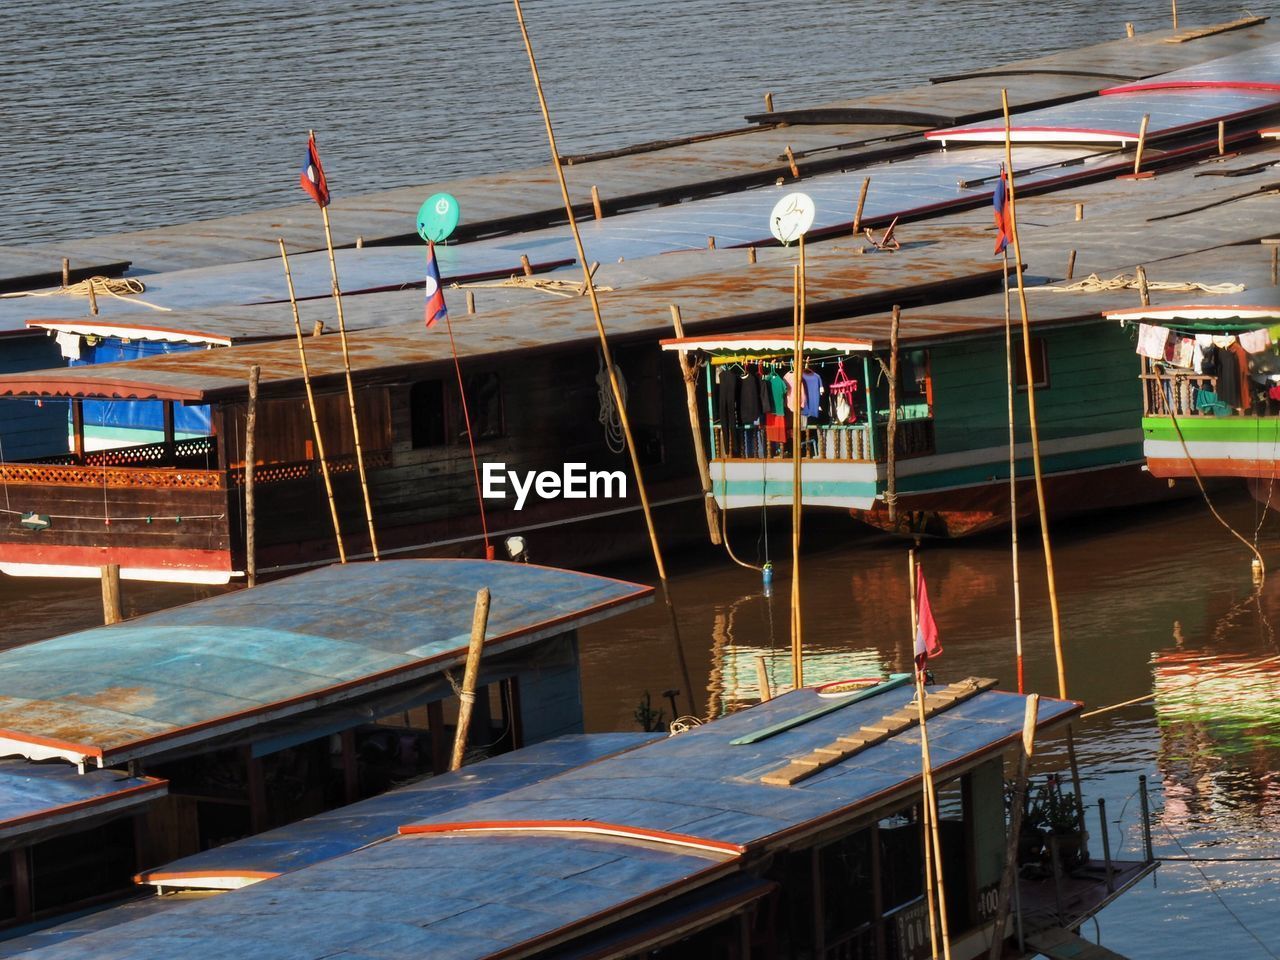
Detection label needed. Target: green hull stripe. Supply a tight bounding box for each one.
[1143,416,1280,444]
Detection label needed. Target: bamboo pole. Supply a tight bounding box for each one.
[61,258,69,289]
[1171,0,1178,30]
[591,185,603,220]
[520,254,533,276]
[1137,264,1151,306]
[245,365,260,588]
[853,177,870,237]
[100,564,122,625]
[315,175,379,561]
[1065,249,1076,281]
[278,239,346,563]
[1218,120,1226,156]
[790,241,807,691]
[987,694,1039,960]
[910,552,941,958]
[1002,253,1024,693]
[1133,114,1150,176]
[1002,89,1067,700]
[87,282,98,316]
[785,145,800,179]
[513,0,697,714]
[911,551,951,960]
[1271,246,1277,286]
[449,588,491,771]
[670,304,721,546]
[887,305,901,523]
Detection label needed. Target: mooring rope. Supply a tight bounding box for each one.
[595,352,627,454]
[459,276,614,299]
[1034,273,1245,295]
[0,276,172,312]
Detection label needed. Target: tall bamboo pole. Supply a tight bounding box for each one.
[1002,254,1024,693]
[513,0,696,714]
[987,694,1039,960]
[912,552,952,958]
[1002,89,1067,700]
[279,239,346,563]
[790,240,807,690]
[887,306,901,523]
[910,551,940,958]
[312,134,379,561]
[449,588,491,771]
[670,304,722,546]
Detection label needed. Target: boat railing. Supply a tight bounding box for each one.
[225,449,392,487]
[29,435,218,470]
[1141,368,1219,417]
[710,416,934,463]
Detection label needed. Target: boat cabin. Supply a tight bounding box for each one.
[1110,304,1280,496]
[0,677,1156,960]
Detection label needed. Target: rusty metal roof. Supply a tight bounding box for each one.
[0,559,652,769]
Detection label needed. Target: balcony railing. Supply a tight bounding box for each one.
[712,417,934,463]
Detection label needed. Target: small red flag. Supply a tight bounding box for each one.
[914,566,942,673]
[299,133,330,208]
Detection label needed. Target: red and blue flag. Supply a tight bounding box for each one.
[993,165,1013,255]
[424,241,447,329]
[299,133,330,208]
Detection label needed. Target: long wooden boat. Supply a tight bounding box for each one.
[1110,304,1280,504]
[0,676,1157,960]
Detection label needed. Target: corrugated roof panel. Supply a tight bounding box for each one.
[0,560,651,767]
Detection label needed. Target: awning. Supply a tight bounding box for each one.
[27,318,232,347]
[660,332,872,355]
[1104,304,1280,329]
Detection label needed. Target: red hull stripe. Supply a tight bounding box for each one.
[1101,81,1280,95]
[0,542,231,572]
[398,820,746,855]
[134,869,279,885]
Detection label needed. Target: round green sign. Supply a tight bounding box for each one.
[417,193,461,243]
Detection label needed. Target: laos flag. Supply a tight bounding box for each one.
[299,133,330,208]
[992,165,1012,255]
[424,241,447,329]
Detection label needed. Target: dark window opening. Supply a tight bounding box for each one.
[1016,338,1050,389]
[28,817,136,915]
[456,371,504,442]
[410,379,446,448]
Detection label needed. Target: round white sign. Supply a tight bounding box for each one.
[769,192,816,244]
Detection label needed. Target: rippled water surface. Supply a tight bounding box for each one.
[3,1,1278,957]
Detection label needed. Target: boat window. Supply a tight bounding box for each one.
[820,826,876,950]
[28,817,136,916]
[409,379,446,448]
[897,349,932,417]
[454,371,504,441]
[1016,338,1050,390]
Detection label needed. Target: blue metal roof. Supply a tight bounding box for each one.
[0,759,164,844]
[0,560,651,768]
[10,683,1077,960]
[138,733,658,888]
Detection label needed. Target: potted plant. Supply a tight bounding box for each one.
[1023,774,1087,872]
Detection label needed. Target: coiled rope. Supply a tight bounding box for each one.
[0,276,171,312]
[596,352,627,454]
[1034,273,1244,295]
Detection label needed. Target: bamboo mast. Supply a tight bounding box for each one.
[911,550,941,958]
[790,240,807,690]
[1001,250,1024,692]
[312,131,379,560]
[512,0,696,713]
[245,365,260,588]
[449,588,491,771]
[987,694,1039,960]
[670,304,722,546]
[1001,90,1067,700]
[279,239,346,563]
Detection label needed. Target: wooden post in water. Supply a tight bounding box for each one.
[887,306,901,523]
[1002,88,1067,701]
[245,365,260,588]
[1133,114,1150,176]
[513,0,697,715]
[853,177,870,237]
[987,694,1039,960]
[670,305,721,546]
[278,239,346,564]
[755,655,773,702]
[450,588,491,771]
[312,137,379,561]
[764,91,774,113]
[100,564,122,625]
[591,185,603,220]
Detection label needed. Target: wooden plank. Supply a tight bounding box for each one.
[729,674,912,745]
[1165,15,1268,43]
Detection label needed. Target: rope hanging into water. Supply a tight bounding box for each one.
[595,352,627,454]
[1151,367,1265,583]
[1035,273,1245,295]
[0,276,172,312]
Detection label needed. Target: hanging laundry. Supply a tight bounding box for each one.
[829,359,860,424]
[764,371,788,444]
[783,370,806,413]
[1193,333,1213,374]
[801,369,823,419]
[1239,328,1272,354]
[1221,342,1250,411]
[716,368,739,428]
[1136,323,1171,360]
[739,369,763,425]
[1171,337,1195,369]
[54,331,81,361]
[1211,335,1236,349]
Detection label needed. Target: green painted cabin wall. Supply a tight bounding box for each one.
[928,322,1139,456]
